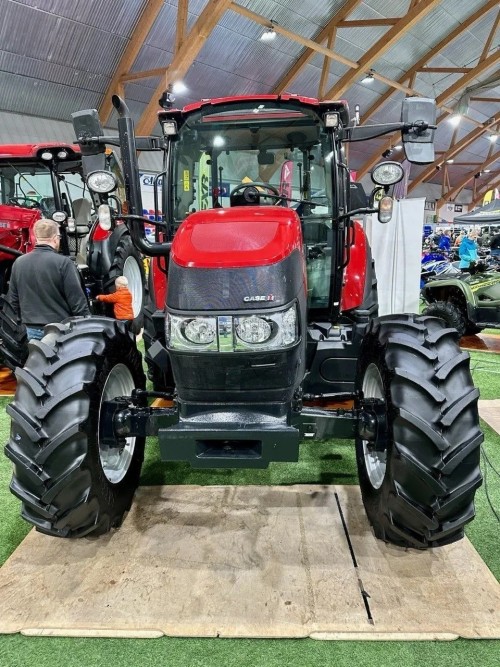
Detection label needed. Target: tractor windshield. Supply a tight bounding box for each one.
[0,162,56,214]
[172,101,333,220]
[171,101,336,309]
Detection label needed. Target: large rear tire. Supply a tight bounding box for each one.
[0,294,28,370]
[355,313,482,549]
[5,317,146,537]
[103,234,146,334]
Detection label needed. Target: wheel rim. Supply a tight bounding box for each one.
[362,363,387,490]
[122,255,143,318]
[99,363,136,484]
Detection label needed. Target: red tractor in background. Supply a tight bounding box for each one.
[0,142,146,368]
[5,93,482,549]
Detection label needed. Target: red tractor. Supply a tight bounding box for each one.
[0,142,146,368]
[5,94,482,549]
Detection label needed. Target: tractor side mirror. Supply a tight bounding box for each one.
[72,109,108,174]
[72,109,105,156]
[401,97,436,164]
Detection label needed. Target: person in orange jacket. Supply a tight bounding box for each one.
[96,276,134,327]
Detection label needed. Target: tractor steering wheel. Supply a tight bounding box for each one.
[230,182,281,205]
[8,196,41,208]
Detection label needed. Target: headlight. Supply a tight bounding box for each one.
[167,315,218,351]
[87,170,117,194]
[166,304,298,352]
[52,211,67,223]
[184,318,216,344]
[372,161,404,186]
[236,316,272,344]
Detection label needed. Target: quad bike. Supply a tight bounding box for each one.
[0,143,146,369]
[422,267,500,337]
[5,93,482,549]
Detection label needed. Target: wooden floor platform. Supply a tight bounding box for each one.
[461,332,500,352]
[1,485,499,640]
[0,366,16,396]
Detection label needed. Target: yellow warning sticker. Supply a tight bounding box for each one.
[183,169,190,192]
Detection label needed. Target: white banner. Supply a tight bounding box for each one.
[365,198,425,316]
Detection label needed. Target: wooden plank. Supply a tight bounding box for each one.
[0,485,499,639]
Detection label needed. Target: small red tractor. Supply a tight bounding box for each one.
[5,93,482,549]
[0,142,146,368]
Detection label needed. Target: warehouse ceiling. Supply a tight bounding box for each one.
[1,0,499,205]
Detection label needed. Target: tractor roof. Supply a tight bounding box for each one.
[0,143,81,159]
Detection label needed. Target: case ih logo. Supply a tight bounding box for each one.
[243,295,275,302]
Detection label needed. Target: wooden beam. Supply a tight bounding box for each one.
[135,0,233,136]
[420,67,471,73]
[271,0,363,94]
[436,150,500,207]
[232,3,435,101]
[230,3,359,70]
[99,0,164,124]
[318,28,336,99]
[336,19,398,27]
[472,176,500,206]
[175,0,189,54]
[121,67,166,83]
[479,7,500,61]
[435,49,500,106]
[357,48,500,181]
[471,97,500,103]
[355,0,498,129]
[323,0,441,99]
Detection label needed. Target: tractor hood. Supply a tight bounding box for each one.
[170,207,303,269]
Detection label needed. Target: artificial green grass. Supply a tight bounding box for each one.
[0,347,499,667]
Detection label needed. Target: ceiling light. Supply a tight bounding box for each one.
[446,159,454,164]
[483,169,491,173]
[260,23,276,41]
[489,134,498,142]
[361,70,374,84]
[448,114,461,126]
[172,81,187,94]
[394,145,403,150]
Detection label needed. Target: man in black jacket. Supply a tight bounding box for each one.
[7,218,90,340]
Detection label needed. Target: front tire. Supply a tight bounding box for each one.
[422,300,466,337]
[355,314,482,549]
[5,317,146,537]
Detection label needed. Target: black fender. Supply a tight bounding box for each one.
[86,223,131,285]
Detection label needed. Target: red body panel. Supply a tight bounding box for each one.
[151,257,167,308]
[0,143,80,159]
[0,204,39,261]
[181,94,321,115]
[341,220,368,312]
[171,207,303,269]
[160,95,350,125]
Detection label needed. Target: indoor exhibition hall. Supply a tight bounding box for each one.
[0,1,498,666]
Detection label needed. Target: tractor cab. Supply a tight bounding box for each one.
[165,96,340,312]
[0,143,125,260]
